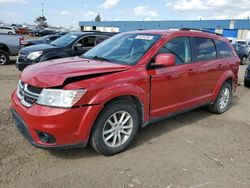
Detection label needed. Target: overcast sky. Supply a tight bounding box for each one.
[0,0,250,28]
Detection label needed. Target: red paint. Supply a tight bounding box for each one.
[11,30,240,148]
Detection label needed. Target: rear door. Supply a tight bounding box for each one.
[190,37,222,98]
[150,36,197,119]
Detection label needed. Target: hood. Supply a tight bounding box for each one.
[25,39,45,45]
[20,44,60,54]
[21,57,130,88]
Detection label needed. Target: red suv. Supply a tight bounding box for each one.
[11,29,240,155]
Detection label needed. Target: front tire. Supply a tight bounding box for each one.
[241,56,247,65]
[209,82,232,114]
[90,100,139,156]
[0,50,10,65]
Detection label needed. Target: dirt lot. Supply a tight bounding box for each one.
[0,60,250,188]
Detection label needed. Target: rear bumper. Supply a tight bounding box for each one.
[11,90,103,149]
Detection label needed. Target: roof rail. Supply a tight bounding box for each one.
[179,28,222,36]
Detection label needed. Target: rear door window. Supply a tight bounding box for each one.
[158,37,191,65]
[215,40,233,58]
[96,35,110,45]
[81,36,96,47]
[192,37,217,61]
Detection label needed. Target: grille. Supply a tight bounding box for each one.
[17,80,42,107]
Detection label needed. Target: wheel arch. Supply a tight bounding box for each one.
[102,95,144,128]
[212,70,236,101]
[0,43,10,53]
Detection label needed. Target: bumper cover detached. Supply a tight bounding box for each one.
[10,109,87,149]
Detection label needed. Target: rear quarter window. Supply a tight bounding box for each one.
[215,40,233,58]
[192,37,217,61]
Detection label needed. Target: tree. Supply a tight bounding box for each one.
[34,16,48,28]
[95,14,101,22]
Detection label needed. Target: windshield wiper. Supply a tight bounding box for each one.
[88,56,112,62]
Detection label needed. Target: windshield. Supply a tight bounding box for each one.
[39,35,49,40]
[51,33,78,46]
[82,33,161,65]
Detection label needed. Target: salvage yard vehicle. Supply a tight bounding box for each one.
[0,26,16,35]
[244,64,250,87]
[0,34,24,65]
[233,43,249,65]
[15,27,29,35]
[11,29,240,155]
[16,32,113,71]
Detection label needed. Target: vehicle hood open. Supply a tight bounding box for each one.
[21,57,130,88]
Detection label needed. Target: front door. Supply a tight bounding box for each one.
[150,36,196,119]
[72,36,96,56]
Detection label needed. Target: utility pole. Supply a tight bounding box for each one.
[41,0,44,17]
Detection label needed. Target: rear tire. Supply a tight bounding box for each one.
[8,32,13,35]
[90,100,139,156]
[209,82,232,114]
[0,50,10,65]
[244,79,250,87]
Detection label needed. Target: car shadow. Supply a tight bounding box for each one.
[130,106,213,149]
[50,105,218,159]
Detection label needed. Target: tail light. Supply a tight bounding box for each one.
[19,36,25,46]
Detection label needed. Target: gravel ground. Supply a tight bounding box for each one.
[0,60,250,188]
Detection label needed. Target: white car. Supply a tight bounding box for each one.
[0,26,16,35]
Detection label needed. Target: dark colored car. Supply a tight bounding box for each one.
[35,30,57,37]
[16,32,113,71]
[244,64,250,87]
[11,29,240,155]
[24,34,62,47]
[233,43,249,65]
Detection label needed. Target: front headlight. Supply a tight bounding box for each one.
[37,89,87,108]
[27,51,43,60]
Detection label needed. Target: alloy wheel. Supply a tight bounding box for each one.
[102,111,133,148]
[0,54,7,65]
[218,87,230,110]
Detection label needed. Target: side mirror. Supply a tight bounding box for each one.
[153,53,175,68]
[74,43,82,51]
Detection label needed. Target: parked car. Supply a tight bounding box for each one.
[0,26,16,35]
[15,27,29,35]
[244,64,250,87]
[233,43,249,65]
[29,29,41,36]
[236,40,250,47]
[16,32,113,71]
[24,34,62,47]
[35,29,56,37]
[0,34,24,65]
[11,29,240,155]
